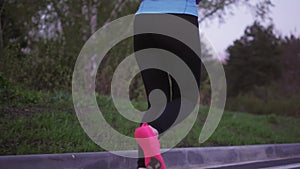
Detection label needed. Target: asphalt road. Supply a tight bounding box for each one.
[205,157,300,169]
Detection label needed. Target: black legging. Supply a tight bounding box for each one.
[134,13,201,168]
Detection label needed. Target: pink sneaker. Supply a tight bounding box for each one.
[134,123,166,169]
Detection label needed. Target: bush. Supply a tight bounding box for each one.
[0,72,16,103]
[0,41,74,92]
[226,85,300,117]
[0,73,44,105]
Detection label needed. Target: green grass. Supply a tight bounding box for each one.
[1,91,300,155]
[0,110,101,155]
[185,110,300,147]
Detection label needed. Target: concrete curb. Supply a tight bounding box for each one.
[0,143,300,169]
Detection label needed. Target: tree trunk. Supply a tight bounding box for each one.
[0,17,3,49]
[0,2,4,49]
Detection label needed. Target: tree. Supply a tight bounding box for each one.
[0,0,274,94]
[198,0,273,23]
[278,35,300,95]
[0,0,31,51]
[225,21,281,96]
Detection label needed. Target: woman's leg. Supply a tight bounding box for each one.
[170,14,201,101]
[146,14,201,134]
[135,67,171,168]
[169,13,201,113]
[134,15,172,168]
[134,13,201,168]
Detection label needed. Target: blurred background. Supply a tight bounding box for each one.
[0,0,299,155]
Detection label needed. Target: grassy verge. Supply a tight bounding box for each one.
[1,91,300,155]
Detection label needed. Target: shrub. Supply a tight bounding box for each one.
[226,86,300,117]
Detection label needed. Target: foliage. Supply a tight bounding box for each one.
[0,0,140,91]
[0,72,44,105]
[278,35,300,95]
[226,85,300,117]
[225,21,281,96]
[0,0,274,94]
[199,0,274,23]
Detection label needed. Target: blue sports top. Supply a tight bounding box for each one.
[136,0,201,17]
